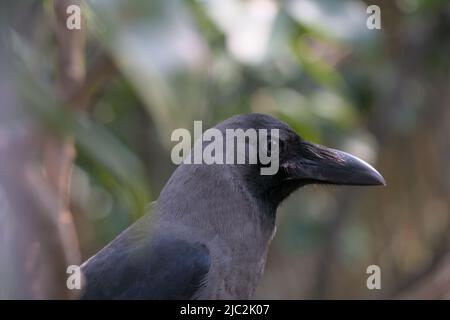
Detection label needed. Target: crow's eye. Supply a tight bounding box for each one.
[266,138,284,157]
[271,139,278,148]
[271,138,285,149]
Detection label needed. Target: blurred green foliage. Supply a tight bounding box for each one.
[5,0,450,298]
[74,0,382,245]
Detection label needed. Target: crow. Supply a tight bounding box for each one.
[81,113,385,299]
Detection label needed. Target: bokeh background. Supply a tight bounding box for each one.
[1,0,450,299]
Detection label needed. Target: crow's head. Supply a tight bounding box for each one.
[214,113,385,206]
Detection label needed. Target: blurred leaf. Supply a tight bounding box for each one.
[87,0,210,147]
[11,31,151,221]
[74,114,151,219]
[286,0,373,45]
[201,0,278,65]
[291,35,345,90]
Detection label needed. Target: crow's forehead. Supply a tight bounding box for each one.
[215,113,299,140]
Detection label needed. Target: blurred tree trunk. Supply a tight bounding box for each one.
[44,0,85,275]
[0,0,84,298]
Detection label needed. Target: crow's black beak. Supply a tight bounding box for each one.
[284,142,386,186]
